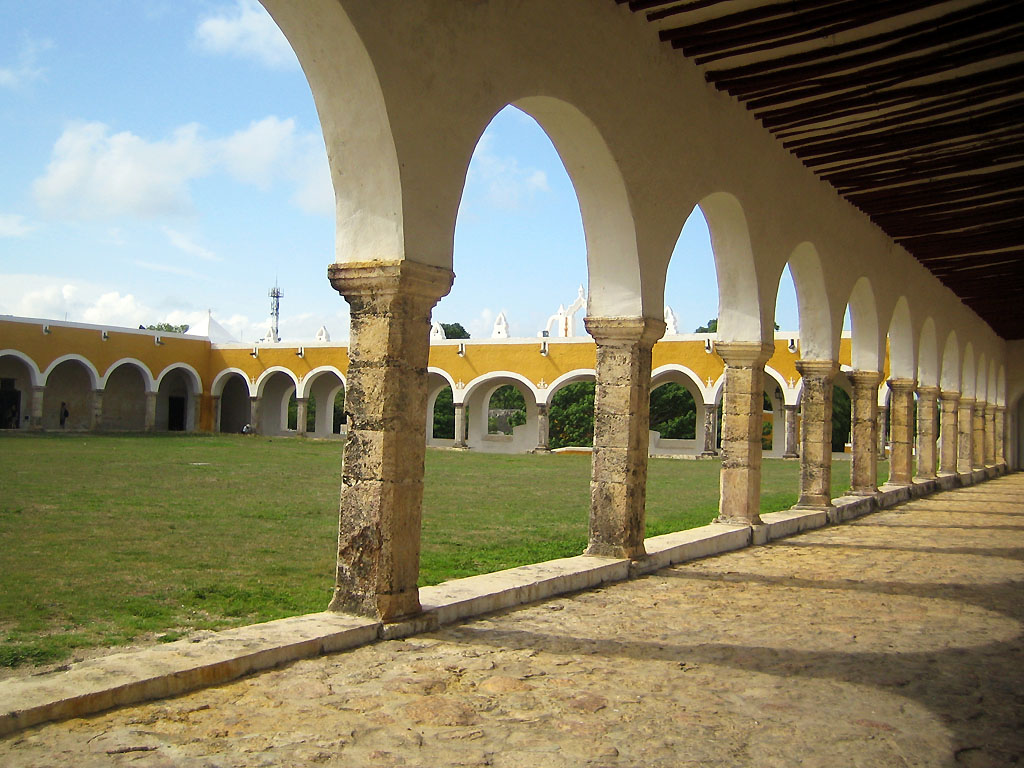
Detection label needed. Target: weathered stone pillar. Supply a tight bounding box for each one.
[249,396,260,434]
[144,392,157,432]
[90,389,104,431]
[849,370,881,495]
[327,260,453,620]
[716,342,773,525]
[914,386,939,480]
[984,404,996,466]
[957,397,975,474]
[210,395,221,433]
[191,396,201,433]
[453,402,467,448]
[30,385,45,430]
[938,390,960,475]
[296,397,308,436]
[700,403,719,456]
[972,403,986,470]
[782,404,799,458]
[995,406,1006,465]
[887,378,916,485]
[535,403,550,452]
[877,404,889,459]
[793,360,837,509]
[584,316,665,559]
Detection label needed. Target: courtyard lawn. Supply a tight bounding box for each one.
[0,433,867,668]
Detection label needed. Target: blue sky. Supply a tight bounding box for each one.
[0,0,801,343]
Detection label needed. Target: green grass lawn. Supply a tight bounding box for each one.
[0,433,871,668]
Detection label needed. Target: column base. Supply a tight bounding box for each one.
[716,514,763,527]
[529,447,551,454]
[782,451,799,459]
[699,450,719,458]
[584,543,647,561]
[847,487,879,497]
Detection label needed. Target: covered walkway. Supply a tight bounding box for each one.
[3,475,1021,766]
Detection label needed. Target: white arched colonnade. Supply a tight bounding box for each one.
[257,0,1011,621]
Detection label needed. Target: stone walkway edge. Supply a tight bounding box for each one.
[0,466,1006,738]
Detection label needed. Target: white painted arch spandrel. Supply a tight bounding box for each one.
[0,349,42,388]
[886,296,916,380]
[254,366,300,399]
[101,358,156,393]
[459,370,541,407]
[43,354,100,390]
[917,318,939,388]
[543,368,597,408]
[212,368,256,398]
[651,364,710,405]
[701,192,762,344]
[962,344,976,398]
[940,331,961,393]
[155,363,202,395]
[297,365,346,399]
[846,276,883,373]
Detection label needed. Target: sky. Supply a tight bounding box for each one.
[0,0,801,344]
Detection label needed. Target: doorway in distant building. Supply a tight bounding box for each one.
[0,378,20,429]
[168,396,186,431]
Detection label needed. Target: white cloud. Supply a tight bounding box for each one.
[195,0,297,70]
[162,227,219,262]
[32,121,209,219]
[0,38,50,90]
[0,213,35,238]
[467,134,550,210]
[133,260,209,281]
[220,116,295,189]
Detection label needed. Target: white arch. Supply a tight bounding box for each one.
[0,349,42,387]
[651,363,712,405]
[101,358,156,393]
[426,366,457,392]
[155,363,202,394]
[846,276,882,372]
[514,96,643,317]
[763,365,790,401]
[297,365,346,399]
[458,370,540,406]
[940,330,960,392]
[259,0,402,265]
[917,318,939,387]
[701,192,763,343]
[254,366,300,398]
[787,242,836,360]
[962,343,976,398]
[43,354,100,389]
[997,366,1006,407]
[987,358,998,406]
[542,368,597,407]
[212,368,256,398]
[886,296,916,380]
[976,353,989,404]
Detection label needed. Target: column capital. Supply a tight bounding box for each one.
[995,404,1006,414]
[328,260,454,305]
[783,403,799,412]
[848,369,881,389]
[887,377,917,394]
[939,389,961,403]
[715,341,773,368]
[795,359,838,379]
[583,316,666,348]
[958,395,976,407]
[916,385,940,398]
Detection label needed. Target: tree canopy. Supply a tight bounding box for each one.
[146,323,189,334]
[440,322,470,339]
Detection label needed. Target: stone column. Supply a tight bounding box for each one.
[453,402,467,448]
[876,404,889,459]
[938,390,960,475]
[957,397,975,474]
[326,260,453,620]
[296,397,309,436]
[90,389,104,431]
[249,397,260,434]
[887,378,916,486]
[849,370,881,495]
[793,360,837,509]
[914,386,939,480]
[30,385,45,430]
[781,404,799,458]
[144,392,157,431]
[995,405,1003,466]
[210,395,221,433]
[700,403,719,456]
[984,404,996,466]
[972,403,986,470]
[584,316,665,559]
[534,403,550,452]
[716,342,773,525]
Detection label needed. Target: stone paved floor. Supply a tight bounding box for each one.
[2,476,1022,767]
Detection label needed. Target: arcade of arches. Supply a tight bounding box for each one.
[2,2,1020,626]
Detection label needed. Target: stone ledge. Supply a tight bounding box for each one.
[634,524,752,575]
[759,509,830,541]
[0,612,379,738]
[830,495,878,522]
[877,484,913,508]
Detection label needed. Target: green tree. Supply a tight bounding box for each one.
[549,381,595,448]
[694,318,718,333]
[649,382,697,439]
[440,322,470,339]
[488,384,526,434]
[146,322,189,334]
[832,385,852,452]
[432,386,455,438]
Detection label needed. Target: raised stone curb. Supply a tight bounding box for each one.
[1,470,1012,738]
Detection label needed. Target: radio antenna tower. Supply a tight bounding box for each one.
[268,281,283,343]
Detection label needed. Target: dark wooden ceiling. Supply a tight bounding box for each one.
[618,0,1024,339]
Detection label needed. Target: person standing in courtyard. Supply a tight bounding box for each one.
[59,402,69,429]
